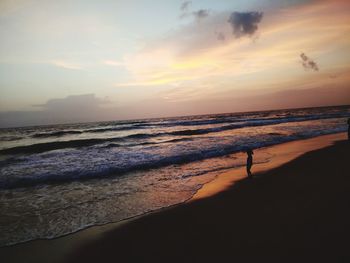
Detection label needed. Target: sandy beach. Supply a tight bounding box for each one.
[1,133,349,263]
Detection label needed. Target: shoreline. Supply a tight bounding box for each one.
[1,132,348,263]
[191,132,346,200]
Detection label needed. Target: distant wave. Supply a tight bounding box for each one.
[2,113,349,155]
[30,124,147,138]
[103,137,194,148]
[32,130,83,138]
[23,112,350,139]
[163,114,349,136]
[0,136,196,154]
[0,138,116,155]
[0,136,23,141]
[127,111,350,128]
[84,124,146,133]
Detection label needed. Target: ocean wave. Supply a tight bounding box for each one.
[85,124,146,133]
[164,114,349,136]
[32,130,83,138]
[0,140,249,189]
[75,111,350,134]
[0,134,195,154]
[0,138,118,155]
[29,124,148,138]
[20,111,349,139]
[103,138,194,148]
[0,124,346,189]
[0,135,23,141]
[2,114,349,155]
[130,111,350,128]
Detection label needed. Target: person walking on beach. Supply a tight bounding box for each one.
[246,149,254,178]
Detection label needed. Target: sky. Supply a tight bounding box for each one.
[0,0,350,127]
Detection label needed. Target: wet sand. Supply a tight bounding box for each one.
[1,133,349,263]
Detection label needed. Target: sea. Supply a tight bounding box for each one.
[0,105,349,246]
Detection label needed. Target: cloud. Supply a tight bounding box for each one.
[180,1,191,12]
[228,12,264,38]
[215,31,226,41]
[119,9,265,86]
[36,94,109,112]
[192,9,210,21]
[0,94,116,127]
[179,1,191,19]
[117,0,350,89]
[179,1,209,21]
[300,52,319,71]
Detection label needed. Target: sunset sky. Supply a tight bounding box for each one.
[1,0,350,127]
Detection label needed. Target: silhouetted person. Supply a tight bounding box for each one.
[348,118,350,141]
[246,149,254,178]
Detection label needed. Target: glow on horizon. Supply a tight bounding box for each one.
[0,0,350,127]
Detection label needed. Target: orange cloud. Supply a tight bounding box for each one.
[115,0,350,107]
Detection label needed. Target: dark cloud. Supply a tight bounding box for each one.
[180,1,191,12]
[0,94,115,128]
[35,94,108,111]
[300,53,319,71]
[192,9,210,20]
[228,12,263,38]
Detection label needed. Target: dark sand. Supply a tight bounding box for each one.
[66,137,350,263]
[2,134,349,263]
